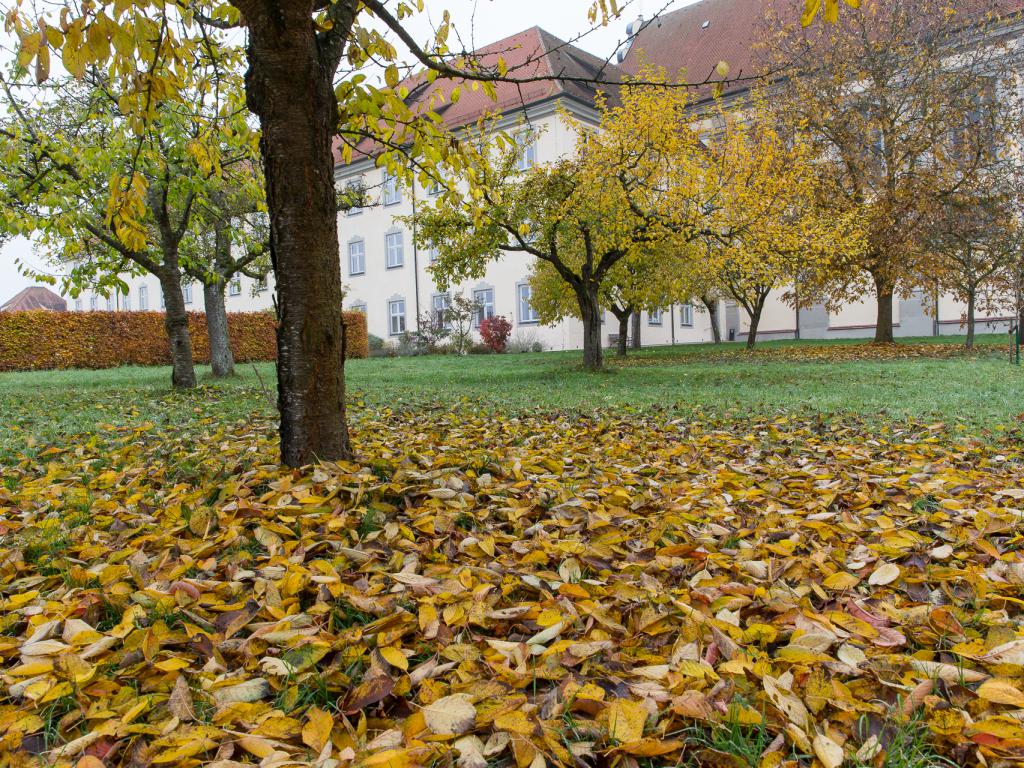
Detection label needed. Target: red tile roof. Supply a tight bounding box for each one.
[621,0,1024,102]
[620,0,772,97]
[0,286,67,312]
[336,26,622,166]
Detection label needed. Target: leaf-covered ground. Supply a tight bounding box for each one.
[3,407,1024,767]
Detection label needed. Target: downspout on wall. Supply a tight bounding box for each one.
[411,183,422,331]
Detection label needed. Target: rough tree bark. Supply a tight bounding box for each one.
[201,220,237,377]
[631,312,641,350]
[701,296,721,344]
[157,268,197,388]
[243,2,352,466]
[203,279,235,376]
[873,271,896,344]
[577,283,603,371]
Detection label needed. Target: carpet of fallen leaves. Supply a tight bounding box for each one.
[3,409,1024,768]
[610,341,1008,367]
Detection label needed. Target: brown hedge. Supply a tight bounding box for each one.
[0,310,368,372]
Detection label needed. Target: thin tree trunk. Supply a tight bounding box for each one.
[245,6,351,466]
[203,279,235,376]
[701,296,721,343]
[158,269,196,389]
[606,309,630,360]
[873,274,895,344]
[631,312,641,349]
[578,284,603,371]
[965,289,976,349]
[746,305,763,350]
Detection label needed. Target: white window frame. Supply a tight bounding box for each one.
[431,292,451,328]
[388,298,406,336]
[138,285,148,311]
[106,296,114,311]
[517,282,539,324]
[680,303,694,327]
[382,170,401,206]
[254,277,267,294]
[515,131,537,171]
[349,301,367,314]
[122,291,131,311]
[473,288,495,327]
[385,231,404,269]
[89,296,98,311]
[228,276,242,296]
[348,238,366,276]
[182,283,193,305]
[74,298,82,312]
[649,307,663,326]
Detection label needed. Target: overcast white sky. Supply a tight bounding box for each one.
[0,0,696,304]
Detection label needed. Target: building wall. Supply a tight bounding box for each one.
[335,102,715,350]
[70,272,275,316]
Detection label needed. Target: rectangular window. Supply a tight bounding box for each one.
[427,178,443,196]
[228,276,241,296]
[426,246,438,264]
[138,286,148,311]
[348,239,366,275]
[350,302,367,314]
[432,293,451,327]
[388,299,406,336]
[183,283,193,305]
[680,303,694,327]
[385,231,404,269]
[74,298,82,312]
[517,283,539,324]
[89,296,98,311]
[254,277,267,293]
[106,296,113,311]
[473,288,495,327]
[516,132,537,171]
[649,307,662,326]
[382,170,401,206]
[122,291,130,311]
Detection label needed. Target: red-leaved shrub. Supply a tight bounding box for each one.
[479,315,512,353]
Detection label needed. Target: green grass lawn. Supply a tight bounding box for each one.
[1,334,1020,459]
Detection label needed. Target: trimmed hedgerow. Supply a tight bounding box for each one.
[0,310,368,372]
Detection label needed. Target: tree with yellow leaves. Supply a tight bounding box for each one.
[414,71,756,371]
[5,0,634,464]
[0,45,263,389]
[698,98,865,349]
[763,0,1011,343]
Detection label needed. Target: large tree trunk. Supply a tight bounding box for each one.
[245,5,351,466]
[701,296,721,343]
[577,284,603,371]
[631,312,641,350]
[873,273,895,344]
[158,269,197,389]
[965,289,976,350]
[203,279,235,376]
